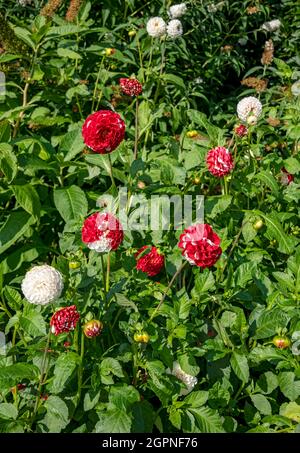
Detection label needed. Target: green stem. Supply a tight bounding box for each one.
[29,330,51,430]
[77,330,85,405]
[133,97,139,160]
[100,254,107,305]
[149,262,188,322]
[106,252,111,293]
[108,153,116,187]
[92,56,105,113]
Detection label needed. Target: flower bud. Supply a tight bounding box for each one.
[247,115,258,125]
[69,260,80,270]
[273,336,291,349]
[105,48,116,57]
[193,176,201,185]
[83,319,103,338]
[134,332,150,343]
[128,30,136,37]
[186,130,198,138]
[254,219,264,230]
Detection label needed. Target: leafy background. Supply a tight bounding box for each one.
[0,0,300,433]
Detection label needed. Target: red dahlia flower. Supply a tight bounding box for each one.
[119,78,142,96]
[206,146,234,177]
[82,212,124,253]
[82,110,125,154]
[234,124,248,137]
[135,246,164,277]
[50,305,80,336]
[178,223,222,268]
[280,167,294,186]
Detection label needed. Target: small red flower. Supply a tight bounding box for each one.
[206,146,234,177]
[234,124,248,137]
[178,223,222,268]
[63,341,71,348]
[50,305,80,336]
[82,212,124,253]
[41,394,49,401]
[280,167,294,186]
[17,383,26,391]
[82,110,125,154]
[119,78,143,96]
[135,246,165,277]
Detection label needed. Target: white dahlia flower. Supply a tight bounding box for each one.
[21,265,63,305]
[169,3,187,19]
[18,0,32,5]
[237,96,263,123]
[166,19,183,39]
[168,361,198,395]
[146,17,166,38]
[261,19,281,32]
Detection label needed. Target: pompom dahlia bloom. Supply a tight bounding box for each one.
[280,168,294,186]
[206,146,234,177]
[234,124,248,137]
[82,110,125,154]
[146,17,166,38]
[237,96,262,124]
[261,19,281,32]
[21,265,63,305]
[82,212,124,253]
[178,223,222,268]
[50,305,80,336]
[169,3,187,19]
[83,319,103,338]
[166,19,183,39]
[119,78,142,96]
[135,246,165,277]
[169,361,198,396]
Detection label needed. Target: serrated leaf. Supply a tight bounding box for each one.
[253,308,290,340]
[230,352,249,383]
[255,171,279,197]
[0,143,17,183]
[250,394,272,415]
[19,311,46,338]
[187,406,225,433]
[57,48,82,59]
[12,184,41,219]
[280,402,300,423]
[0,404,18,420]
[108,384,140,411]
[60,129,85,161]
[50,352,80,394]
[53,185,88,223]
[0,211,35,254]
[43,396,69,433]
[278,372,300,401]
[114,293,138,312]
[132,401,154,433]
[0,363,39,392]
[254,210,295,254]
[95,409,131,433]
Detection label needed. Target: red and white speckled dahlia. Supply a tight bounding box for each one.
[135,246,165,277]
[178,223,222,268]
[206,146,234,177]
[81,212,124,253]
[119,78,142,96]
[50,305,80,336]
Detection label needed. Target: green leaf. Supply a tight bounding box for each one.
[3,286,23,311]
[249,346,285,364]
[280,402,300,423]
[60,129,85,161]
[254,210,295,255]
[250,394,272,415]
[234,262,257,288]
[162,73,186,91]
[0,121,11,142]
[57,48,82,59]
[114,293,138,312]
[12,184,41,219]
[187,406,225,433]
[0,404,18,420]
[283,157,300,174]
[53,185,88,223]
[50,352,80,394]
[230,352,249,383]
[13,27,35,49]
[255,171,279,197]
[109,385,140,411]
[132,401,154,433]
[205,196,232,218]
[178,354,200,377]
[253,308,289,340]
[95,409,131,433]
[278,372,300,401]
[100,358,124,385]
[19,310,46,337]
[0,364,39,392]
[43,396,69,433]
[184,391,208,407]
[0,143,17,183]
[255,372,278,395]
[0,211,35,254]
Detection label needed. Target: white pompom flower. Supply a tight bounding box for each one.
[21,265,63,305]
[166,19,183,39]
[237,96,263,124]
[169,3,187,19]
[168,361,198,395]
[261,19,281,32]
[146,17,166,38]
